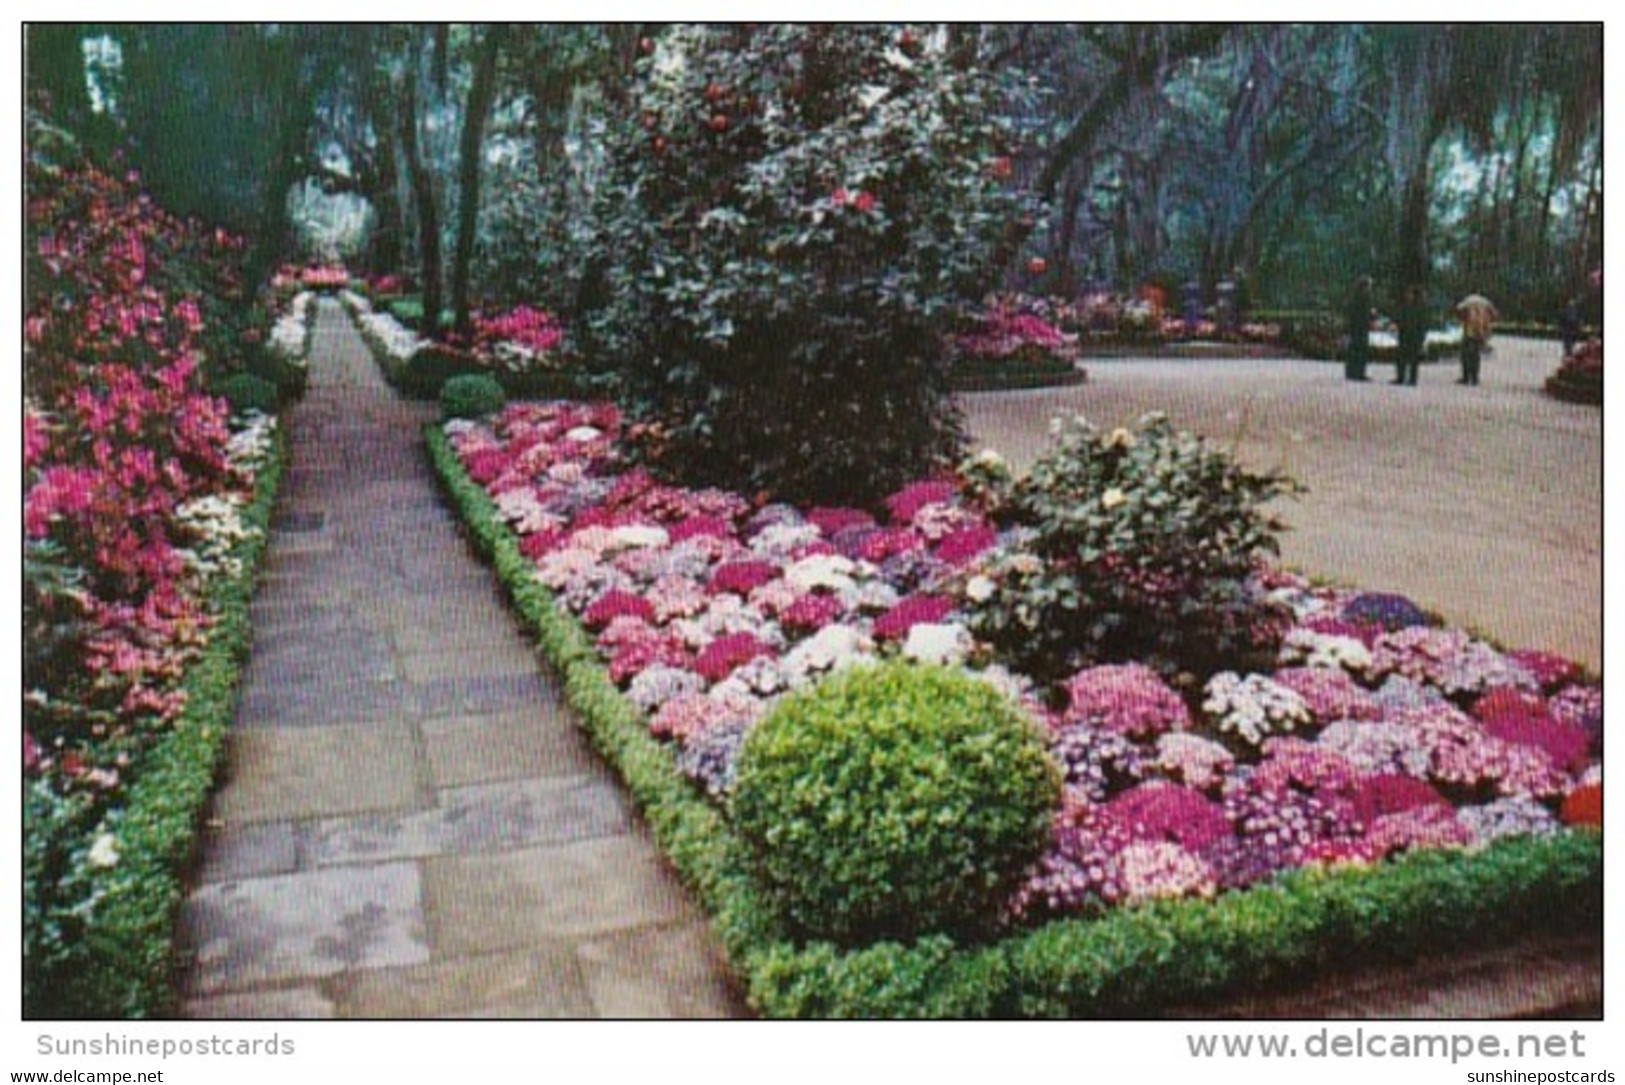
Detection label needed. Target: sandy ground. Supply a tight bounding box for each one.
[962,337,1602,672]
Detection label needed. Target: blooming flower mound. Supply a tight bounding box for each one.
[446,404,1604,933]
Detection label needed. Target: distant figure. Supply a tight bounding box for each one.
[1182,279,1203,327]
[1455,293,1498,386]
[1557,297,1583,358]
[1394,284,1426,386]
[1216,279,1237,332]
[1345,275,1374,381]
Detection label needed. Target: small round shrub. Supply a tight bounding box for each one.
[216,372,281,415]
[730,662,1060,946]
[439,374,507,420]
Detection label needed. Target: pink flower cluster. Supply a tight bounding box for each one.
[26,132,268,796]
[448,401,1001,796]
[474,305,565,355]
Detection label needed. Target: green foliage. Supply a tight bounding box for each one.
[580,24,1043,505]
[968,412,1296,682]
[439,373,507,420]
[215,371,282,415]
[426,423,1599,1019]
[731,663,1060,946]
[25,432,284,1018]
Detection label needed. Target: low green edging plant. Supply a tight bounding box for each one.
[25,431,286,1019]
[426,424,1601,1018]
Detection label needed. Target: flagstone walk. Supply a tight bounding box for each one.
[177,299,744,1019]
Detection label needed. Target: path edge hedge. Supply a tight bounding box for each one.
[25,425,287,1019]
[426,422,1601,1019]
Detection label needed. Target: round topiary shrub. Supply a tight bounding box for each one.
[439,374,507,420]
[216,372,281,415]
[730,662,1060,946]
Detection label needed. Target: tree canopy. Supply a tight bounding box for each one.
[26,23,1601,325]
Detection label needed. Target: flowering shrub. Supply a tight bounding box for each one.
[968,412,1295,681]
[469,305,568,374]
[580,24,1042,505]
[953,295,1080,369]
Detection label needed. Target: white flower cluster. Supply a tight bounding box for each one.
[224,412,278,473]
[1203,671,1312,747]
[174,492,257,580]
[269,291,315,365]
[356,308,428,366]
[1278,628,1373,676]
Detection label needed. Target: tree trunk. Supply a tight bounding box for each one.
[452,25,507,337]
[400,32,443,337]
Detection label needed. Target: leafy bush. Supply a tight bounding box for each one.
[967,412,1296,681]
[440,374,507,421]
[730,662,1060,946]
[216,371,281,415]
[580,24,1042,505]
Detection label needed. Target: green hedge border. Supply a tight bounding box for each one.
[25,427,287,1019]
[426,424,1601,1018]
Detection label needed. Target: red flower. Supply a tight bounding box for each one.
[1561,784,1601,828]
[853,191,877,213]
[831,188,849,207]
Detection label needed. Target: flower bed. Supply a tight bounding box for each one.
[24,109,289,1017]
[1545,339,1602,406]
[950,297,1086,390]
[342,290,580,400]
[428,402,1600,1016]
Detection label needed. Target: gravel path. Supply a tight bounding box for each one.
[963,337,1601,672]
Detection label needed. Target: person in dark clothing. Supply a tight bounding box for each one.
[1393,284,1426,386]
[1557,297,1583,358]
[1345,276,1373,381]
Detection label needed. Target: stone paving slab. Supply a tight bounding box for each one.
[180,986,337,1020]
[183,863,430,994]
[422,836,691,954]
[398,641,540,683]
[309,777,631,866]
[330,945,595,1019]
[212,723,427,822]
[236,676,418,730]
[421,708,603,788]
[576,921,742,1019]
[410,672,559,718]
[194,820,305,884]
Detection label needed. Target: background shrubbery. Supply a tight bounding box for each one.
[579,24,1043,505]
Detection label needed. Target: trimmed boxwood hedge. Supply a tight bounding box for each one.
[426,423,1602,1018]
[25,429,286,1019]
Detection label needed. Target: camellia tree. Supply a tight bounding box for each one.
[580,23,1043,505]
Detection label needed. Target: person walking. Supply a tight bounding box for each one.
[1345,275,1374,381]
[1557,297,1583,358]
[1394,284,1426,386]
[1455,293,1497,386]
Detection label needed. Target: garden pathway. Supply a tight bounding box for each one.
[176,299,743,1019]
